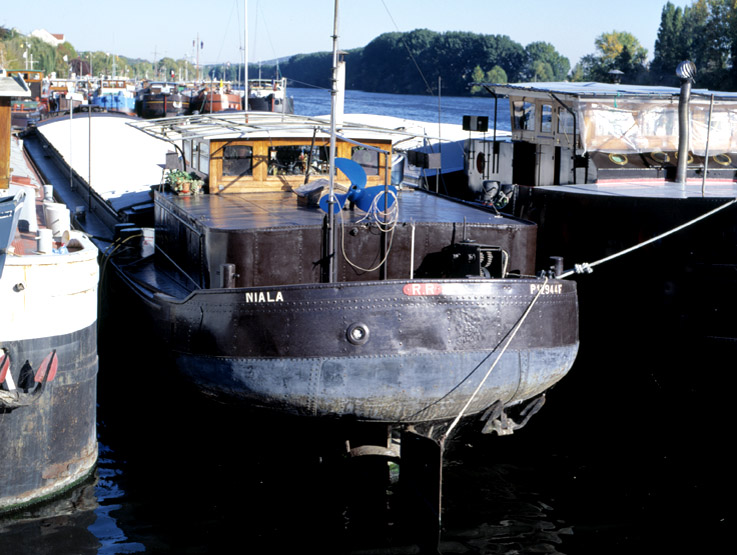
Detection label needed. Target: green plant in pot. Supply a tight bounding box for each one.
[166,169,204,195]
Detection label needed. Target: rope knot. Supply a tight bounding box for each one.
[574,262,593,274]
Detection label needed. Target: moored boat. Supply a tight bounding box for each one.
[189,82,241,114]
[136,81,191,119]
[4,69,46,128]
[28,109,579,433]
[90,78,136,115]
[246,77,294,114]
[22,5,579,546]
[464,64,737,346]
[0,74,99,513]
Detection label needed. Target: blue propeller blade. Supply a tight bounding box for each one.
[319,157,397,214]
[335,157,367,188]
[352,185,398,212]
[319,191,349,213]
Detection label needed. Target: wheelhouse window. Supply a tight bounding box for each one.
[351,147,380,176]
[513,100,536,131]
[558,108,575,134]
[541,104,553,133]
[268,145,329,175]
[222,145,253,177]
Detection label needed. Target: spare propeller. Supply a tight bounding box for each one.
[319,157,397,214]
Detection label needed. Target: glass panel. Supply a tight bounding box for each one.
[541,104,552,133]
[558,109,575,134]
[513,101,535,131]
[351,147,380,175]
[183,140,192,167]
[197,141,209,172]
[222,145,253,177]
[268,145,329,175]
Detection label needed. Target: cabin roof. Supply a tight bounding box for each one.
[129,112,468,147]
[0,75,32,98]
[480,81,737,102]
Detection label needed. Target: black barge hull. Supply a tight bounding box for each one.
[0,324,98,512]
[115,271,578,423]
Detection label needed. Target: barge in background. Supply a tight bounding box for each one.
[464,63,737,346]
[0,74,98,513]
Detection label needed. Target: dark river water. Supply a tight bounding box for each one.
[0,87,730,554]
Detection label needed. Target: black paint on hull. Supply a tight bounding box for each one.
[0,323,98,513]
[107,265,579,424]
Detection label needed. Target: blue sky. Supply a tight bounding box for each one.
[2,0,691,68]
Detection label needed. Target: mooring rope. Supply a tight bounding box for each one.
[438,275,550,444]
[558,197,737,279]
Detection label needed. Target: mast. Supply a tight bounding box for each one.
[327,0,340,283]
[244,0,248,108]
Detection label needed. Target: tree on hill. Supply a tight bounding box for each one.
[574,31,648,83]
[470,65,508,95]
[650,0,737,90]
[524,42,570,81]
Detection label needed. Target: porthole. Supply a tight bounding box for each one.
[608,153,629,166]
[648,151,670,165]
[674,151,694,164]
[712,153,731,166]
[476,152,485,174]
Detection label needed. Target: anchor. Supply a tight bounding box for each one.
[0,349,58,410]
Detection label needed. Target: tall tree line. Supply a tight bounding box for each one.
[578,1,737,90]
[222,29,570,96]
[650,0,737,89]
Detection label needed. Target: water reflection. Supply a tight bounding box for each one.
[0,474,99,554]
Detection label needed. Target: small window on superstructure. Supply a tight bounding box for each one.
[513,100,536,131]
[558,108,575,135]
[268,145,329,176]
[541,104,553,133]
[223,145,253,177]
[351,147,380,176]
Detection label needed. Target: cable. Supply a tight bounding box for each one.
[440,276,549,443]
[337,189,399,272]
[559,197,737,279]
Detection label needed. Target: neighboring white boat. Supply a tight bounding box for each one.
[0,74,99,513]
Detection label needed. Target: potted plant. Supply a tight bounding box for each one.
[165,169,204,195]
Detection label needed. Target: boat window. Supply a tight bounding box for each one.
[513,100,535,131]
[198,141,209,172]
[351,147,380,176]
[183,140,192,168]
[222,145,253,177]
[541,104,553,133]
[558,108,575,135]
[268,145,329,176]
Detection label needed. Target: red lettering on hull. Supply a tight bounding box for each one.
[402,283,443,296]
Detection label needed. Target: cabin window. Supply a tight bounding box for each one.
[183,140,192,167]
[351,147,380,176]
[513,101,536,131]
[541,104,553,133]
[197,140,209,172]
[558,109,575,135]
[222,145,253,177]
[268,145,329,176]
